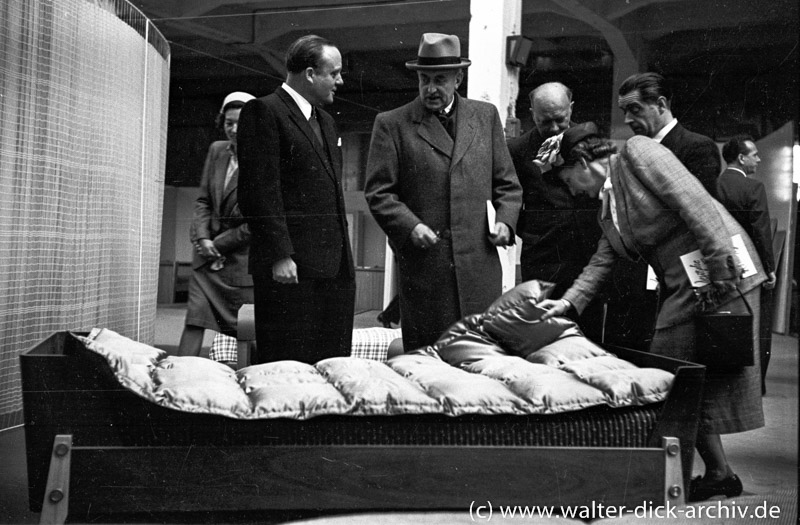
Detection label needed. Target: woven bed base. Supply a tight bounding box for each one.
[115,404,661,449]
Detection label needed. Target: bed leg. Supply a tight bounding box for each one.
[39,434,72,525]
[663,436,685,506]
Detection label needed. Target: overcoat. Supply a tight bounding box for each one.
[365,95,522,350]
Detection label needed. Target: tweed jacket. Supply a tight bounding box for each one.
[365,94,522,348]
[237,88,354,281]
[660,122,722,199]
[562,136,766,329]
[190,140,253,287]
[717,167,775,274]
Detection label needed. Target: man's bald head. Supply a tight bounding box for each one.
[529,82,573,139]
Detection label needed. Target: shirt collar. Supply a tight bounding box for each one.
[441,95,455,116]
[653,118,678,143]
[282,82,313,120]
[727,166,747,177]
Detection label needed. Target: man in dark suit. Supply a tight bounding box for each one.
[506,82,603,340]
[618,72,721,198]
[237,35,355,364]
[365,33,521,351]
[718,136,776,392]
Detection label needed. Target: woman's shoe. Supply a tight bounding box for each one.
[689,474,743,501]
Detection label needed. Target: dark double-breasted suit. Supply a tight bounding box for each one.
[365,95,522,351]
[238,87,355,364]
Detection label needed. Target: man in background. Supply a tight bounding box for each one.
[618,72,721,198]
[718,136,776,393]
[506,82,603,341]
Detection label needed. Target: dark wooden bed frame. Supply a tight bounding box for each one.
[20,331,705,524]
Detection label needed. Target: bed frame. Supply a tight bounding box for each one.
[20,331,705,524]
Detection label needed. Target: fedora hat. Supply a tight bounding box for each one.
[405,33,471,70]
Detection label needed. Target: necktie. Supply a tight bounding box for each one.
[436,109,455,140]
[308,108,325,146]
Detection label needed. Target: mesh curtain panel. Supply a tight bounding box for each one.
[0,0,169,429]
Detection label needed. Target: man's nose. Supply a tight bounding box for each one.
[623,112,633,124]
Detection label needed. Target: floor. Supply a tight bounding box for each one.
[0,305,796,524]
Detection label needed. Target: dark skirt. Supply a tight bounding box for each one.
[649,287,764,435]
[185,266,254,336]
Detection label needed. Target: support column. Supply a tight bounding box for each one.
[467,0,522,135]
[468,0,523,291]
[550,0,640,139]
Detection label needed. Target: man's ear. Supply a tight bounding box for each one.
[656,96,669,114]
[304,66,315,84]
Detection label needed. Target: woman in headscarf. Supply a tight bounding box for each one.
[538,123,766,501]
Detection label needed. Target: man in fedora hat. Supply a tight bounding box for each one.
[365,33,522,351]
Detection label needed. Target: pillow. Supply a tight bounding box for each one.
[429,314,508,367]
[480,280,576,357]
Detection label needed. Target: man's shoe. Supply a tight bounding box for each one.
[689,474,743,502]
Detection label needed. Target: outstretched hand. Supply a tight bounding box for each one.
[538,298,572,321]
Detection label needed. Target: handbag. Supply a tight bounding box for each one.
[694,287,754,370]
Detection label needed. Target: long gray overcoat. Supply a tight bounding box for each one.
[365,95,522,350]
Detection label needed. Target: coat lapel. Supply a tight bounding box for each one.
[276,89,337,183]
[222,167,238,206]
[214,146,230,207]
[451,95,476,169]
[413,99,453,158]
[606,157,642,259]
